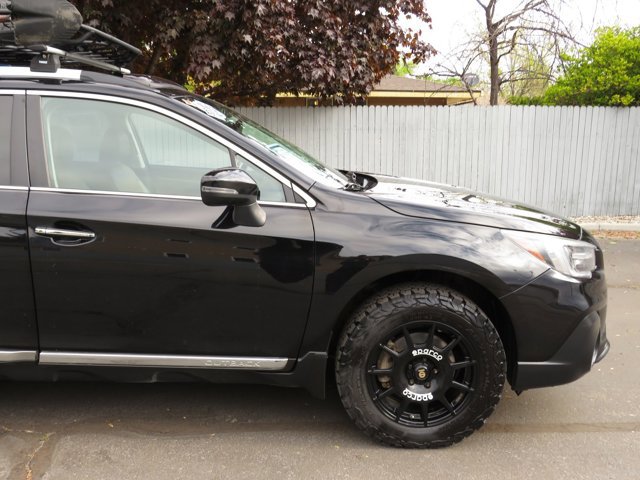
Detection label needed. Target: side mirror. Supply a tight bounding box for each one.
[201,168,266,227]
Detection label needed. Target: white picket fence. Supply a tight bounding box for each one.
[237,106,640,217]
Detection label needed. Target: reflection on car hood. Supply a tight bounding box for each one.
[365,174,581,239]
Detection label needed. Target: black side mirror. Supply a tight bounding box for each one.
[201,168,266,227]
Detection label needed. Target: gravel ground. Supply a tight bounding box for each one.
[570,216,640,239]
[571,215,640,224]
[592,231,640,240]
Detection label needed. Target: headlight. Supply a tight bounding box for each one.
[502,230,597,279]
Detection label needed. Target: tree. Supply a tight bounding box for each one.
[70,0,435,105]
[543,27,640,106]
[502,43,554,98]
[394,59,417,77]
[431,0,575,105]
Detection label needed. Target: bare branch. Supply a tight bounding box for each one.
[494,0,547,30]
[431,0,585,105]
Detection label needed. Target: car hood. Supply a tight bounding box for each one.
[365,174,581,239]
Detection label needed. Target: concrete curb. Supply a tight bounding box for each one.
[579,223,640,232]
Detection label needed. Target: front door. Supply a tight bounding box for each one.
[26,93,315,361]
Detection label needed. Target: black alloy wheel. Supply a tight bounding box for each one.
[336,284,506,448]
[366,321,476,428]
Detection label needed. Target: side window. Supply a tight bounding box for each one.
[0,96,12,185]
[128,111,230,169]
[40,96,291,202]
[236,155,286,203]
[41,97,233,197]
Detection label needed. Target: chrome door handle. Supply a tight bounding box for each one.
[34,227,96,240]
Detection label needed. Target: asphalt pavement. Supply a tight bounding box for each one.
[1,239,638,480]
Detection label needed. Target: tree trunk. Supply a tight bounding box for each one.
[145,45,163,76]
[489,34,500,105]
[484,2,500,106]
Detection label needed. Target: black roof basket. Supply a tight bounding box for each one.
[0,0,141,75]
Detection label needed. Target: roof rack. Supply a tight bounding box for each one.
[0,0,141,75]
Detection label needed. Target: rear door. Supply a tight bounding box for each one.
[0,90,38,362]
[25,91,315,367]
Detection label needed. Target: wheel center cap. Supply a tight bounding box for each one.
[413,363,431,383]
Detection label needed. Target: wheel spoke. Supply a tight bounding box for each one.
[395,398,411,421]
[440,396,456,416]
[373,387,394,401]
[367,367,393,375]
[450,359,476,370]
[426,323,436,348]
[402,327,414,350]
[379,343,400,357]
[451,381,475,393]
[421,402,430,427]
[440,336,460,355]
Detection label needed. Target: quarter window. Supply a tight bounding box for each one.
[236,155,286,203]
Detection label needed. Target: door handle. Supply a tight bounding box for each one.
[34,227,96,240]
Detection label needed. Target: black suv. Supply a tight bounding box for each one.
[0,0,608,448]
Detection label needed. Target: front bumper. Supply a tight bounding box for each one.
[512,309,609,390]
[501,262,609,391]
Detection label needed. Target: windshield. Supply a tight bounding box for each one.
[175,94,349,188]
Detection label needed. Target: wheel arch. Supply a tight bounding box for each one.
[328,269,518,386]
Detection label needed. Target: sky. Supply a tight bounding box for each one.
[409,0,640,72]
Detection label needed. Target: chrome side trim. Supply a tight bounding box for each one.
[39,352,289,371]
[0,350,37,363]
[29,186,309,208]
[27,90,317,209]
[0,89,26,95]
[0,185,29,191]
[259,200,306,209]
[30,186,199,201]
[0,67,82,81]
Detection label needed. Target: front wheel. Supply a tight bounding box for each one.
[335,284,506,448]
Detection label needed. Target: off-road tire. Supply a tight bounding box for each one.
[335,283,506,448]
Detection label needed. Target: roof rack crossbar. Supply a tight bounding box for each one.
[31,45,131,74]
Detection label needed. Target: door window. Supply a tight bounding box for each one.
[40,97,288,201]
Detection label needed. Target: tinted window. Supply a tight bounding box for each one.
[0,96,11,185]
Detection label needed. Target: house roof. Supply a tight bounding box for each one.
[273,73,480,106]
[374,74,474,93]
